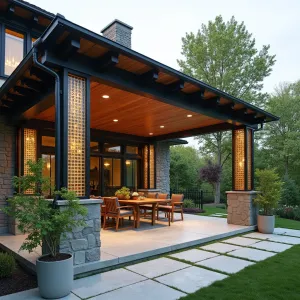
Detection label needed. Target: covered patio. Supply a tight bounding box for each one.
[0,15,278,274]
[0,213,255,275]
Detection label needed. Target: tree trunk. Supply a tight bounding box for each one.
[214,182,221,204]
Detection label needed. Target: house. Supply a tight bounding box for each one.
[0,0,278,237]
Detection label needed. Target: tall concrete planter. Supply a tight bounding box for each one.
[257,215,275,234]
[36,253,73,299]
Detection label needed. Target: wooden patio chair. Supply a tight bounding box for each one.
[141,192,158,218]
[158,193,169,200]
[102,197,136,231]
[157,194,184,225]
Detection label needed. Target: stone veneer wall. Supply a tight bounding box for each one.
[156,141,170,194]
[0,116,16,234]
[53,199,102,265]
[227,191,258,226]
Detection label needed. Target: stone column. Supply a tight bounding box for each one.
[46,199,102,266]
[155,141,170,194]
[226,191,258,226]
[0,116,16,234]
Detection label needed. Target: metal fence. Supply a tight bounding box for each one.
[170,188,214,209]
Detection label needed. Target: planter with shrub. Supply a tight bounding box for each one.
[115,186,130,200]
[1,159,87,299]
[254,169,282,234]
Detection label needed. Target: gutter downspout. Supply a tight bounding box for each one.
[32,44,61,207]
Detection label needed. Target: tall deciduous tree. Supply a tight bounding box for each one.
[263,81,300,178]
[177,15,275,203]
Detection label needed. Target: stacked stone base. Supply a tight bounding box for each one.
[226,191,258,226]
[43,199,102,266]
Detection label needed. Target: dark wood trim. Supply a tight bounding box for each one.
[85,76,91,198]
[232,129,235,191]
[251,128,255,190]
[244,127,248,191]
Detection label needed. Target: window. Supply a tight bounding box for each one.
[42,136,55,147]
[90,141,99,153]
[104,143,121,153]
[125,160,138,190]
[5,29,24,75]
[42,154,55,197]
[126,146,138,154]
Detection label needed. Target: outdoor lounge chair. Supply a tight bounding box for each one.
[157,194,184,225]
[102,197,136,231]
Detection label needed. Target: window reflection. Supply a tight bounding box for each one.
[126,146,138,154]
[90,157,100,196]
[104,143,121,153]
[103,158,121,196]
[5,29,24,75]
[42,154,55,197]
[126,160,138,190]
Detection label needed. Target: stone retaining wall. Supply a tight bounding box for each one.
[156,141,170,194]
[226,191,258,226]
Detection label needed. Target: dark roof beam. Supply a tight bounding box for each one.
[166,80,184,92]
[6,93,25,102]
[30,66,53,83]
[94,51,119,72]
[56,37,80,60]
[140,69,159,84]
[21,78,45,92]
[14,86,38,98]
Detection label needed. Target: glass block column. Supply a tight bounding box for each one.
[67,74,87,197]
[143,144,155,189]
[232,127,254,191]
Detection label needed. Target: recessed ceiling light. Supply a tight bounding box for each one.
[149,133,153,135]
[187,114,193,118]
[102,95,109,99]
[160,125,165,128]
[113,119,118,122]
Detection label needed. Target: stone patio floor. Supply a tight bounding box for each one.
[1,227,300,300]
[0,214,255,275]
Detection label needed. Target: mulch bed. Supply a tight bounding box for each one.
[183,208,205,214]
[0,257,37,297]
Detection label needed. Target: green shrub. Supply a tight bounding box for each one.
[183,199,195,208]
[254,169,282,215]
[0,252,16,278]
[281,177,300,206]
[276,206,300,221]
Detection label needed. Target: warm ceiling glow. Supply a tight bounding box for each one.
[104,162,110,167]
[102,95,109,99]
[46,162,51,170]
[149,133,153,135]
[160,125,165,128]
[125,160,131,165]
[113,119,118,122]
[187,114,193,118]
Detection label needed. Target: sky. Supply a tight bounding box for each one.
[28,0,300,148]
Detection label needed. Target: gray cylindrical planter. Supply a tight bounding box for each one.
[257,215,275,234]
[36,254,73,299]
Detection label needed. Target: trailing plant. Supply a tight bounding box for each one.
[1,159,87,259]
[254,169,283,216]
[0,252,16,278]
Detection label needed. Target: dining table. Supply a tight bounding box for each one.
[118,198,171,228]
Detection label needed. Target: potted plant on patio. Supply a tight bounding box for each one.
[131,192,139,200]
[254,169,282,234]
[1,159,87,299]
[115,186,130,200]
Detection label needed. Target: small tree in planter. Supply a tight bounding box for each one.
[1,159,87,298]
[254,169,282,233]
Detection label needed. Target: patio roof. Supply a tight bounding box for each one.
[0,15,279,139]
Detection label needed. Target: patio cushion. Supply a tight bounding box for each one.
[108,210,134,216]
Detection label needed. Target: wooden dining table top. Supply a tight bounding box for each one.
[118,198,170,205]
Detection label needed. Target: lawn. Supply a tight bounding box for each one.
[201,205,227,217]
[181,244,300,300]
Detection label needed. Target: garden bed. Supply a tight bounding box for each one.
[0,250,37,297]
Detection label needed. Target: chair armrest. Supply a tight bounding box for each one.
[159,200,171,205]
[172,202,183,206]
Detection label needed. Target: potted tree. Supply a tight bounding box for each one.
[115,186,130,200]
[1,159,87,299]
[254,169,282,234]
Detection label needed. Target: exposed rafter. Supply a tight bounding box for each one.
[21,78,45,92]
[14,86,37,98]
[6,93,24,102]
[94,51,119,72]
[166,80,184,92]
[30,66,53,82]
[55,37,80,60]
[140,69,159,83]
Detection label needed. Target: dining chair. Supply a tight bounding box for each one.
[102,197,136,231]
[157,194,184,225]
[141,192,158,218]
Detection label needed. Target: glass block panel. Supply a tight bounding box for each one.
[233,128,245,191]
[24,128,37,194]
[149,145,155,189]
[143,145,148,188]
[247,129,253,190]
[68,74,86,196]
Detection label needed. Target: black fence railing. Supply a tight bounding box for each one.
[170,188,214,209]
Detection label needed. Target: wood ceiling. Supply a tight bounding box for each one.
[34,82,225,137]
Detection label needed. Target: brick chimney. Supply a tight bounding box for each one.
[101,19,133,49]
